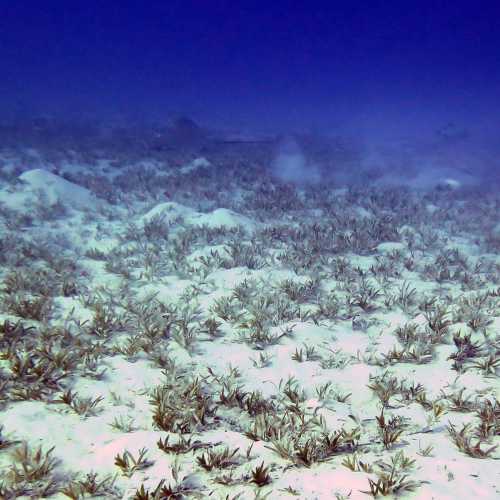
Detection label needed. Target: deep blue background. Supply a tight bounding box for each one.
[1,1,499,138]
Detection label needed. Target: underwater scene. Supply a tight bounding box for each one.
[0,2,499,499]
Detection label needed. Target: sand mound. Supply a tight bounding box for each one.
[142,203,255,231]
[0,169,101,212]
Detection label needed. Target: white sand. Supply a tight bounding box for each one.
[0,158,498,499]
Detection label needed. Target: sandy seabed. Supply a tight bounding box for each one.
[0,149,499,499]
